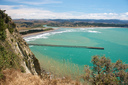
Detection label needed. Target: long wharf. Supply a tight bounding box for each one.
[28,43,104,50]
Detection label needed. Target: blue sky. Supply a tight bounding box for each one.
[0,0,128,19]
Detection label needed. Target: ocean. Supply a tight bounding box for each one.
[24,27,128,76]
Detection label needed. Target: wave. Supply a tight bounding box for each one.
[29,45,34,47]
[24,28,101,42]
[87,30,101,33]
[79,28,101,33]
[24,29,75,42]
[24,33,50,42]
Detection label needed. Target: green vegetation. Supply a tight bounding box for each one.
[43,28,53,31]
[39,55,128,84]
[32,24,44,28]
[82,56,128,85]
[1,9,128,84]
[20,28,53,35]
[20,22,34,28]
[0,44,19,70]
[0,9,24,79]
[47,22,128,27]
[0,9,16,40]
[0,41,25,79]
[15,21,44,29]
[0,13,6,40]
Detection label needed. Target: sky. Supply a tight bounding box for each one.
[0,0,128,20]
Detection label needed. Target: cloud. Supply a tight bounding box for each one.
[125,12,128,15]
[5,0,62,5]
[0,5,128,20]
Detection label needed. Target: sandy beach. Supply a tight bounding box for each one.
[21,28,59,38]
[21,27,127,38]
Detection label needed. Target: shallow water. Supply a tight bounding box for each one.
[24,27,128,73]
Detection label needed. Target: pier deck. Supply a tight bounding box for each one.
[28,43,104,50]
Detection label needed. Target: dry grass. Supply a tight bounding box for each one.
[0,69,82,85]
[0,69,44,85]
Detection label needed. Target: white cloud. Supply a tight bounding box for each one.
[5,0,62,5]
[125,12,128,15]
[0,5,128,20]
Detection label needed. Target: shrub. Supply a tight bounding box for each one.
[0,31,6,40]
[0,9,16,35]
[0,44,21,73]
[82,56,128,85]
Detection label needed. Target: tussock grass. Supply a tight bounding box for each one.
[0,69,44,85]
[0,69,81,85]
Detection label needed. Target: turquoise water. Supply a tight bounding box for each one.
[24,27,128,68]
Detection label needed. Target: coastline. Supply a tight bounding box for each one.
[22,26,128,38]
[22,28,59,38]
[58,26,128,28]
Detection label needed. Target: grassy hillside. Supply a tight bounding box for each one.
[0,9,41,82]
[0,10,25,79]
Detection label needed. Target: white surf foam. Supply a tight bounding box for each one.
[87,30,101,33]
[29,45,34,47]
[79,28,101,33]
[24,28,101,42]
[24,29,76,42]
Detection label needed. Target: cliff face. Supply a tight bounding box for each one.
[6,28,41,75]
[0,10,41,75]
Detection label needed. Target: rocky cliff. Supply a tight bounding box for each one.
[0,10,41,76]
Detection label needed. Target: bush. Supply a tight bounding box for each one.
[82,56,128,85]
[0,9,16,35]
[0,31,6,40]
[0,44,21,72]
[0,18,6,31]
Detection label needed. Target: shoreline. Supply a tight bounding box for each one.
[58,26,128,28]
[22,26,128,38]
[21,28,59,38]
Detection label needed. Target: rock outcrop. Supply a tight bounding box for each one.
[0,9,41,76]
[5,28,41,75]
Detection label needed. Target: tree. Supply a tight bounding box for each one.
[82,56,128,85]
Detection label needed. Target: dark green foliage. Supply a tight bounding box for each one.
[20,28,53,35]
[0,17,6,40]
[0,9,16,38]
[0,30,6,40]
[82,56,128,85]
[0,18,6,31]
[0,10,25,80]
[11,39,13,42]
[0,41,24,79]
[0,45,20,70]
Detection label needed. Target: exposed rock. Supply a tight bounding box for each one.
[5,28,41,75]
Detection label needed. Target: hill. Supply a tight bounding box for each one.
[1,10,128,85]
[13,19,128,28]
[0,9,41,79]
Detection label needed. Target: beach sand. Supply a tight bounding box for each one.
[21,27,127,38]
[21,28,59,38]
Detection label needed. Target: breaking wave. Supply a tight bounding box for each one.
[24,28,101,42]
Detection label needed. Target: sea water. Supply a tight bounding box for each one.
[24,27,128,75]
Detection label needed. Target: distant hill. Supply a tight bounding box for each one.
[48,19,128,24]
[13,19,128,24]
[13,19,128,28]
